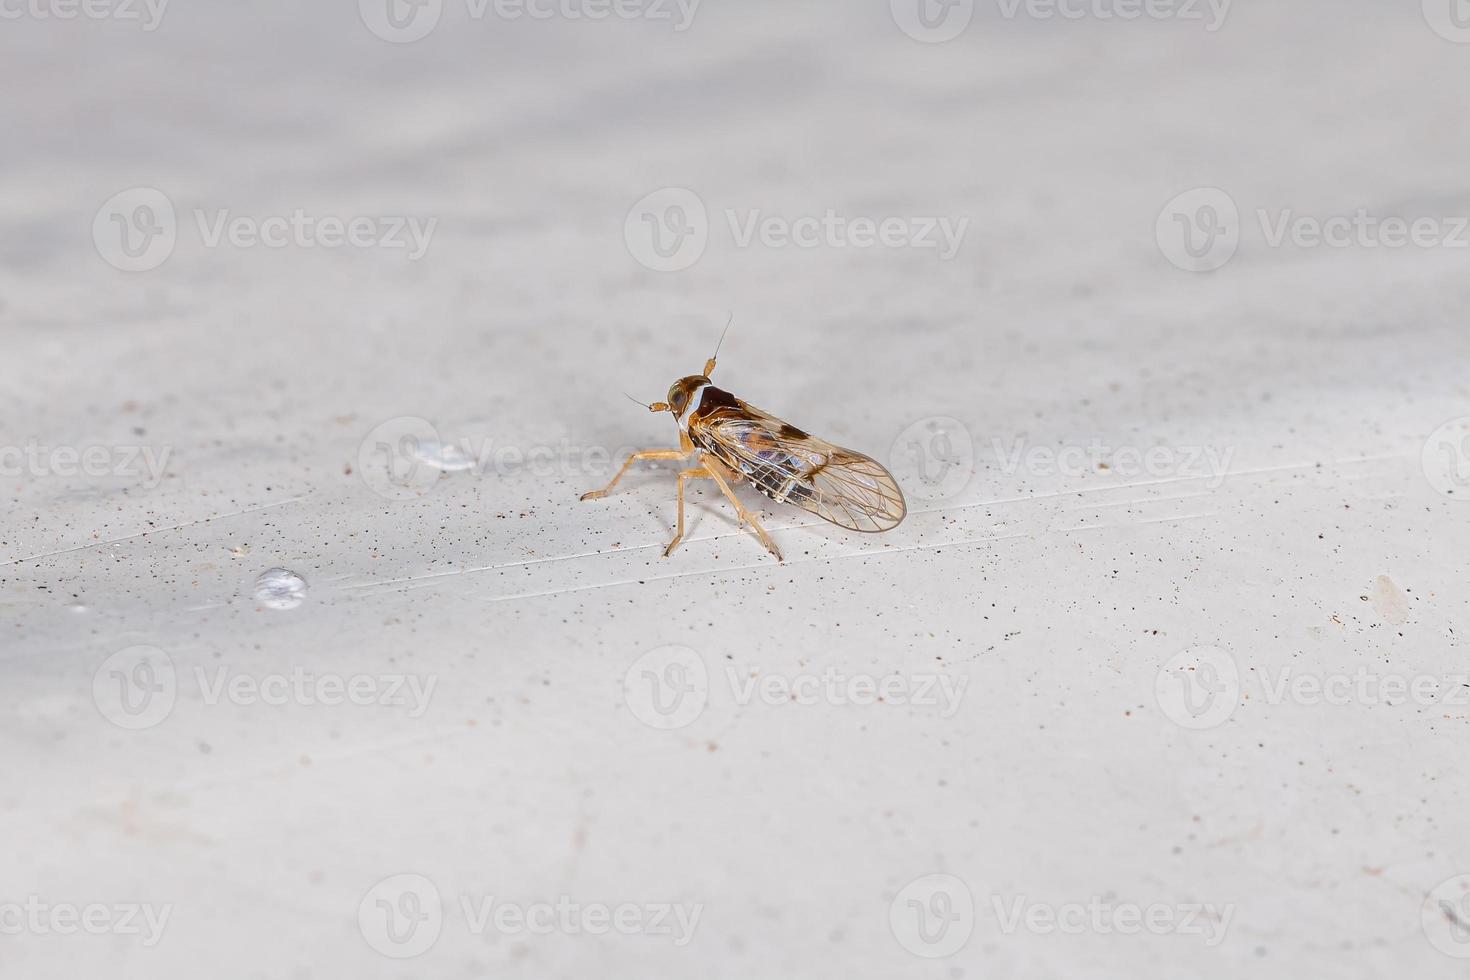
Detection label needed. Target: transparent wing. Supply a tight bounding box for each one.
[693,396,906,532]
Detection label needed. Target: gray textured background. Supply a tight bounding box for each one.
[4,1,1470,977]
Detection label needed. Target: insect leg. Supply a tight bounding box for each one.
[580,447,690,501]
[702,458,784,561]
[664,464,716,557]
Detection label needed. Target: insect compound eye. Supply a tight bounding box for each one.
[668,388,688,414]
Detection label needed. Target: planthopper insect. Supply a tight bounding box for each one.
[580,322,906,561]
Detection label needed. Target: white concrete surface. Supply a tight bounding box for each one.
[3,1,1470,977]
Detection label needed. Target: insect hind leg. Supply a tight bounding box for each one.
[702,458,784,561]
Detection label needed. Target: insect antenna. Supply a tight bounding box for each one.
[625,391,670,414]
[704,312,733,377]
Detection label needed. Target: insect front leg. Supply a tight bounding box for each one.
[664,463,717,557]
[579,448,689,501]
[580,432,696,501]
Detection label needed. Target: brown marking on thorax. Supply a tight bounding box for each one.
[691,384,740,418]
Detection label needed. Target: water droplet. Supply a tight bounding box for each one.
[410,440,475,473]
[254,568,308,610]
